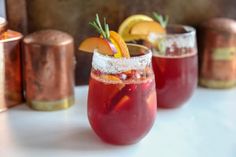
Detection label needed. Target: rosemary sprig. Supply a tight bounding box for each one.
[157,38,167,55]
[89,14,110,40]
[104,18,110,39]
[152,12,169,28]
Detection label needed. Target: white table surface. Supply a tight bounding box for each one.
[0,86,236,157]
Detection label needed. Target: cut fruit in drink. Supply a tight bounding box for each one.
[100,74,122,83]
[110,31,130,58]
[118,14,154,42]
[113,95,130,112]
[125,70,141,80]
[108,84,136,112]
[107,85,125,107]
[146,90,157,110]
[130,21,166,36]
[92,86,125,113]
[78,37,115,55]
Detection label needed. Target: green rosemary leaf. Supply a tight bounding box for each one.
[105,24,110,39]
[162,15,169,28]
[152,12,169,55]
[95,14,102,29]
[157,38,167,54]
[153,12,169,28]
[95,14,106,38]
[89,14,110,40]
[104,18,110,39]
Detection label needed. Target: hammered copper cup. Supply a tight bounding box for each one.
[23,29,75,111]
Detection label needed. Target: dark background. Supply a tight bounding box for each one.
[5,0,236,85]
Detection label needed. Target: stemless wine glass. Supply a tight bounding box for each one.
[87,44,157,145]
[149,25,198,108]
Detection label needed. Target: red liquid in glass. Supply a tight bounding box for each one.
[88,71,157,145]
[152,50,198,108]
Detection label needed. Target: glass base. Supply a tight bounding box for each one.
[27,95,74,111]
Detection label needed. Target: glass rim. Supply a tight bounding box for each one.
[149,24,197,57]
[154,24,196,38]
[94,43,151,60]
[147,24,196,45]
[92,43,152,74]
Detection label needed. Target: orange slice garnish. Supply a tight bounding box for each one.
[109,31,130,58]
[118,14,154,42]
[78,37,114,55]
[130,21,166,36]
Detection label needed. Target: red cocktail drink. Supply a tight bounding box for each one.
[150,25,198,108]
[152,49,197,108]
[88,44,157,145]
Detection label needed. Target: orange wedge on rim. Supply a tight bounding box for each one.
[79,32,130,58]
[118,14,154,42]
[109,31,130,58]
[130,21,166,36]
[78,37,114,56]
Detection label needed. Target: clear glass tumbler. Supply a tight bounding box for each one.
[88,44,157,145]
[149,25,198,108]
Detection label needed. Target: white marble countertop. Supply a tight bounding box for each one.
[0,86,236,157]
